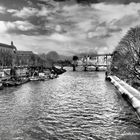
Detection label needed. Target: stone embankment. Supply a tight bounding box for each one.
[107,75,140,119]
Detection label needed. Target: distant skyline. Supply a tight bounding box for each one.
[0,0,140,55]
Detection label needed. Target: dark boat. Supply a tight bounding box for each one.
[3,80,16,87]
[2,77,30,87]
[52,66,66,75]
[15,81,22,86]
[15,77,30,86]
[21,77,30,84]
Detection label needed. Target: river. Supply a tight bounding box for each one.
[0,70,140,140]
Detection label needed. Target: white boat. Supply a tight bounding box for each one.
[30,75,49,81]
[29,76,40,81]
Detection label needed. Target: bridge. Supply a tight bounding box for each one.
[72,53,112,71]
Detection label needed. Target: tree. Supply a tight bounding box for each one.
[111,26,140,82]
[72,55,78,61]
[39,52,60,67]
[45,51,60,64]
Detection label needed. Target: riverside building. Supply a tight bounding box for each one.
[16,51,34,66]
[0,41,17,67]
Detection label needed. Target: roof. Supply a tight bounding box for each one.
[0,43,16,50]
[17,51,33,55]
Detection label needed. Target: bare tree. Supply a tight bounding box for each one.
[111,26,140,82]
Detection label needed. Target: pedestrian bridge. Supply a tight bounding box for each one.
[72,54,112,71]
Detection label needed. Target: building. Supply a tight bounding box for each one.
[17,51,33,56]
[0,41,17,52]
[16,51,34,66]
[0,41,17,66]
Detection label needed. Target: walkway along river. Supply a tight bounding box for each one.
[0,70,140,140]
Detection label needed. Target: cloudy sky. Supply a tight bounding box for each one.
[0,0,140,55]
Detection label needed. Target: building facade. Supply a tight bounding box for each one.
[16,51,34,66]
[0,41,17,67]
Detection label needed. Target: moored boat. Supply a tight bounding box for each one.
[49,73,58,79]
[21,77,30,84]
[3,80,16,87]
[2,77,30,87]
[15,81,22,86]
[29,76,40,81]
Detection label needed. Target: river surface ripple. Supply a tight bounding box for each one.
[0,71,140,140]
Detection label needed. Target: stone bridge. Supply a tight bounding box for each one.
[72,54,112,71]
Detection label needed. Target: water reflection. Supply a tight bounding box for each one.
[0,71,140,140]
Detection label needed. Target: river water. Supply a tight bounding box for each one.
[0,70,140,140]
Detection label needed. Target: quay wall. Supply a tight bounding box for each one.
[107,76,140,118]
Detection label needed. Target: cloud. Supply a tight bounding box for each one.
[47,33,73,42]
[114,15,140,28]
[13,21,36,31]
[77,20,94,32]
[1,0,140,55]
[0,6,6,13]
[7,9,18,13]
[8,2,58,19]
[74,0,140,4]
[0,20,35,34]
[0,21,9,33]
[92,2,140,22]
[8,7,38,19]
